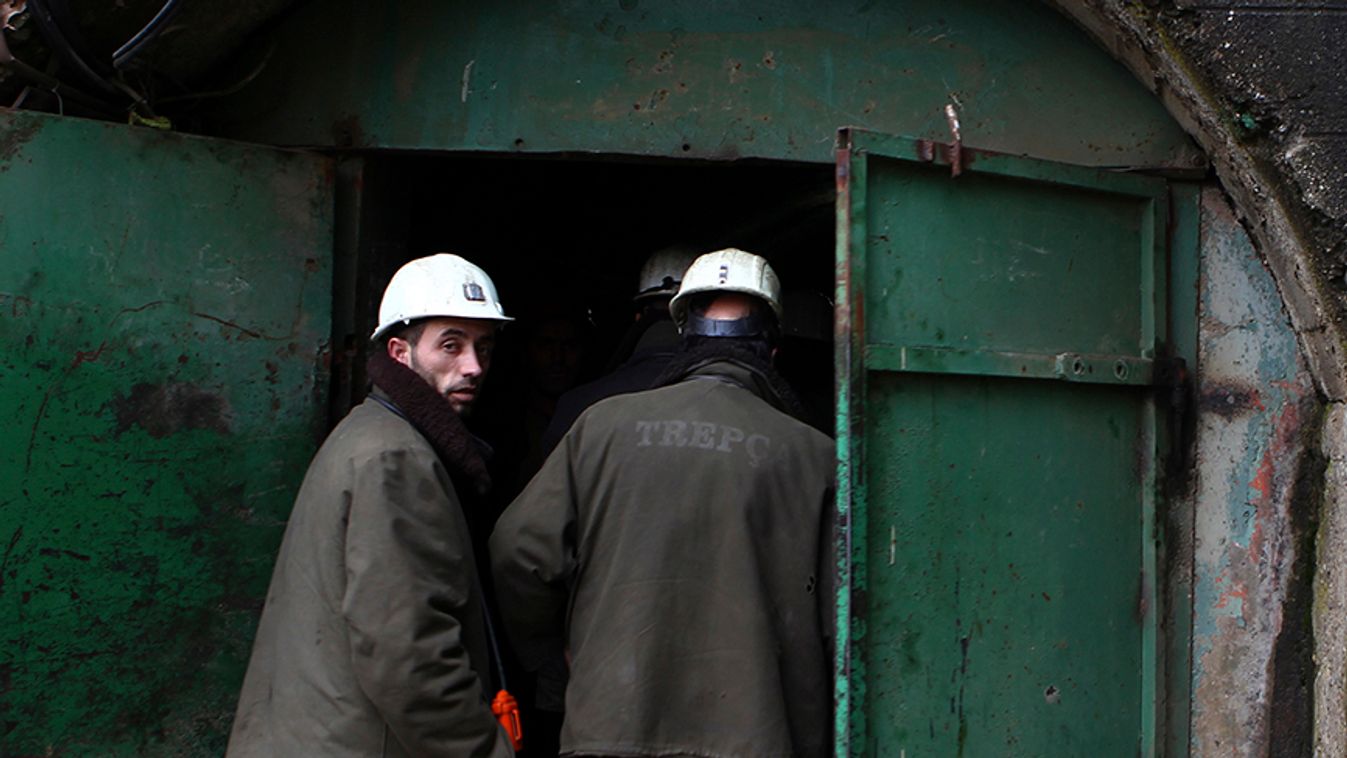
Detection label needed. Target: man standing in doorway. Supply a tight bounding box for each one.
[228,254,516,757]
[491,248,835,758]
[538,244,702,456]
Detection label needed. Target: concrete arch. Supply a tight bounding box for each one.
[1049,0,1346,402]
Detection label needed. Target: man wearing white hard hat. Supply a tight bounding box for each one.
[540,243,703,456]
[228,254,517,757]
[491,248,834,757]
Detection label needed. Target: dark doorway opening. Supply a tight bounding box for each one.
[347,152,837,444]
[338,152,837,757]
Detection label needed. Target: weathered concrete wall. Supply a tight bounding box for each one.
[1164,0,1346,247]
[1316,406,1347,755]
[1191,187,1321,755]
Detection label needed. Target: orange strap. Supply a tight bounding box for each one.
[491,689,523,751]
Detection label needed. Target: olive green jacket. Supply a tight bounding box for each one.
[227,393,512,758]
[491,360,835,758]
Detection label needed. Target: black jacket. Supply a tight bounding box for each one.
[539,320,680,456]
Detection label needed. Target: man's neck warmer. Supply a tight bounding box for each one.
[365,349,492,497]
[652,338,809,423]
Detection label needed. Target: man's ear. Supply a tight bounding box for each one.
[387,337,413,367]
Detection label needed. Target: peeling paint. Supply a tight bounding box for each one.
[1191,187,1318,755]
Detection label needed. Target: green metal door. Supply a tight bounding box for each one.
[834,129,1170,756]
[0,112,332,755]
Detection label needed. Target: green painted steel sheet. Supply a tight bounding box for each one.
[0,112,332,755]
[205,0,1203,171]
[835,129,1168,756]
[865,373,1146,752]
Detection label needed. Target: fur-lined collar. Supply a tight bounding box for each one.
[365,350,492,497]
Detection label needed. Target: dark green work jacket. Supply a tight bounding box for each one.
[227,394,511,758]
[491,360,835,758]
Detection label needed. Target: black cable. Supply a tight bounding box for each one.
[0,24,118,115]
[25,0,121,96]
[112,0,182,70]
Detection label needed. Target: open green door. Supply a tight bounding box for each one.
[0,112,332,754]
[834,128,1171,756]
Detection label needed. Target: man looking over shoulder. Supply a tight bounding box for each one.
[228,254,516,758]
[491,248,835,758]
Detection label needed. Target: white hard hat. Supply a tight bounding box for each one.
[668,248,782,332]
[371,253,512,340]
[635,245,702,302]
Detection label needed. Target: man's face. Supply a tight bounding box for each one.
[388,317,497,415]
[526,318,584,399]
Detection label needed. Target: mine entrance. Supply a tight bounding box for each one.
[343,153,839,493]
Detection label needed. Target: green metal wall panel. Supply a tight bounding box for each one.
[0,112,332,755]
[835,129,1171,755]
[204,0,1203,171]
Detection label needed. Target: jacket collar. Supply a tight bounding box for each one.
[365,350,492,497]
[682,357,803,419]
[630,318,679,359]
[686,358,765,394]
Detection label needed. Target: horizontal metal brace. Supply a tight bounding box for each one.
[863,344,1156,386]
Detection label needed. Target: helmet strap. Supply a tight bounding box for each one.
[684,311,777,340]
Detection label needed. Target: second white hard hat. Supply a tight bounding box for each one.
[634,245,703,302]
[370,253,512,340]
[668,248,782,331]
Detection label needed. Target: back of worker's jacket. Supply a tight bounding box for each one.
[491,358,835,758]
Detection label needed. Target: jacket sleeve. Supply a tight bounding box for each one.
[343,446,512,758]
[489,430,579,672]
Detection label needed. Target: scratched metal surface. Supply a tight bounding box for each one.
[835,130,1175,755]
[201,0,1204,170]
[1189,187,1319,756]
[0,111,332,755]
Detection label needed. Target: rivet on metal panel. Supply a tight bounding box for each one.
[1114,360,1129,381]
[1053,353,1094,379]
